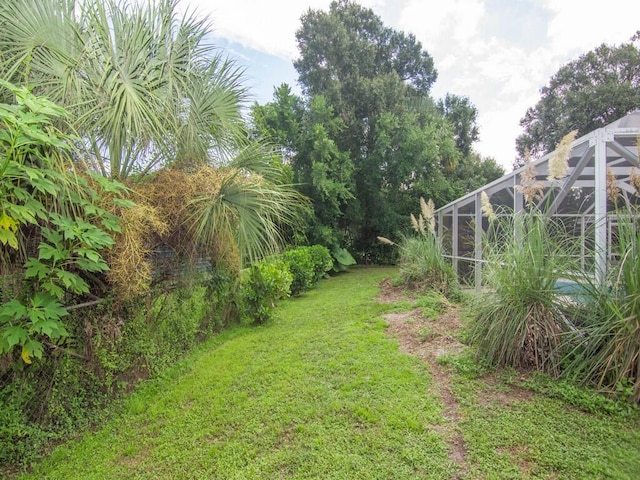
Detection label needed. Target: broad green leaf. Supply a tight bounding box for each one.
[0,228,19,249]
[21,345,33,364]
[6,203,36,224]
[23,339,44,360]
[33,319,67,338]
[55,269,89,294]
[0,299,28,321]
[42,281,65,300]
[38,243,68,262]
[0,212,19,232]
[41,228,63,247]
[101,215,122,233]
[2,326,27,348]
[31,292,68,320]
[24,258,50,280]
[75,256,109,273]
[112,198,136,208]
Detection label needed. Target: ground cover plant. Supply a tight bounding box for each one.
[9,268,639,479]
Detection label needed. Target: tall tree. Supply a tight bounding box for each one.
[438,93,480,158]
[292,0,454,258]
[516,36,640,160]
[253,85,354,247]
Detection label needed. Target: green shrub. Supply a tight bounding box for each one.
[280,248,315,295]
[241,258,292,323]
[204,266,241,332]
[307,245,334,283]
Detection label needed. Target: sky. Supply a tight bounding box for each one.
[180,0,639,169]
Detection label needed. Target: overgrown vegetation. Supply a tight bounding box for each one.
[470,210,576,375]
[471,131,640,403]
[252,1,503,261]
[9,268,639,479]
[0,82,128,364]
[564,211,640,403]
[378,198,458,299]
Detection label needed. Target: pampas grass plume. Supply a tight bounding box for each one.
[548,130,577,181]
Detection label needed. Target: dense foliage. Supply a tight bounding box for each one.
[0,0,248,179]
[0,0,316,470]
[516,34,640,160]
[253,0,503,262]
[0,82,130,364]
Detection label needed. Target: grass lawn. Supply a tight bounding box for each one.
[16,267,640,479]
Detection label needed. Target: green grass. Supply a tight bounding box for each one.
[14,267,640,479]
[18,267,453,479]
[451,375,640,479]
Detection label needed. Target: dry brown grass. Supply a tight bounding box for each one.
[103,166,247,299]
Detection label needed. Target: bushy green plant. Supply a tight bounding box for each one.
[241,258,292,323]
[0,81,128,365]
[204,266,241,332]
[331,246,357,272]
[470,211,576,375]
[564,213,640,402]
[307,245,334,283]
[280,248,315,295]
[280,245,333,295]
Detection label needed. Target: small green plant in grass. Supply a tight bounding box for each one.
[437,351,489,378]
[415,291,449,320]
[417,326,437,343]
[521,372,639,416]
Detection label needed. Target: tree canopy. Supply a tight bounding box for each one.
[516,35,640,160]
[254,0,502,261]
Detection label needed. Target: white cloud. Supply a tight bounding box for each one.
[183,0,331,58]
[398,0,485,48]
[543,0,638,56]
[176,0,640,169]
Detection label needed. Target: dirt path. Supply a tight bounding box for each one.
[378,279,468,478]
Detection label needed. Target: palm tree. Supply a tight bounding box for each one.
[0,0,246,179]
[0,0,306,280]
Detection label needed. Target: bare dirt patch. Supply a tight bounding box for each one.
[377,277,413,304]
[379,280,468,476]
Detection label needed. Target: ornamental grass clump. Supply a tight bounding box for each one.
[385,197,458,298]
[471,134,578,375]
[565,209,640,402]
[471,211,576,374]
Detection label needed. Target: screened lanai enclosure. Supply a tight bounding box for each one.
[435,111,640,289]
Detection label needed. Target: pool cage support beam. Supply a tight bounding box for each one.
[452,204,459,275]
[474,192,482,291]
[593,130,609,286]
